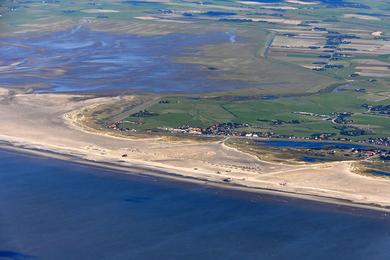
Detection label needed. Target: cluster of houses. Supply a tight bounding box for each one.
[107,123,119,130]
[155,124,380,146]
[351,148,380,158]
[107,120,389,147]
[108,120,389,159]
[347,148,390,160]
[158,127,203,135]
[380,152,390,161]
[202,122,248,136]
[333,112,353,124]
[158,123,275,138]
[358,137,390,147]
[363,104,390,116]
[311,32,359,72]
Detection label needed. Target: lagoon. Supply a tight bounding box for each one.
[257,140,371,150]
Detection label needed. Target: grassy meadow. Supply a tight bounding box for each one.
[119,92,389,141]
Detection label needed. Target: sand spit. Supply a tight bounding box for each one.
[237,2,297,10]
[344,14,380,21]
[1,89,390,211]
[286,0,319,5]
[81,9,120,14]
[372,31,383,37]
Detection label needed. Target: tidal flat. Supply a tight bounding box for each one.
[0,27,251,93]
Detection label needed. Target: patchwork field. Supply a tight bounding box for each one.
[113,92,388,142]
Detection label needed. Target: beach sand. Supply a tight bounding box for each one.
[1,88,390,212]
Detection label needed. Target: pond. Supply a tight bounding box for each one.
[256,140,371,150]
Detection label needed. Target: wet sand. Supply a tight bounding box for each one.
[0,27,251,93]
[1,88,390,212]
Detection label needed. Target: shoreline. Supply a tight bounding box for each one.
[1,141,390,214]
[1,90,390,214]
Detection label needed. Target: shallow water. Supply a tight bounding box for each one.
[0,27,250,93]
[370,170,390,177]
[249,0,368,8]
[257,140,370,150]
[0,149,390,259]
[302,156,325,162]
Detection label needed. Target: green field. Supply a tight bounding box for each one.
[119,92,389,141]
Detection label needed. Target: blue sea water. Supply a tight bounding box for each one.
[0,149,390,259]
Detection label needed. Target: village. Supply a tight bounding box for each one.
[107,118,390,161]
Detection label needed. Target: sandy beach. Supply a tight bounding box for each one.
[1,88,390,212]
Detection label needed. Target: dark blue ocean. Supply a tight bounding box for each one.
[0,149,389,259]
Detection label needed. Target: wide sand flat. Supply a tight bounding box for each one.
[1,89,390,211]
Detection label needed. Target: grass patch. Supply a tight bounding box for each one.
[119,92,389,140]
